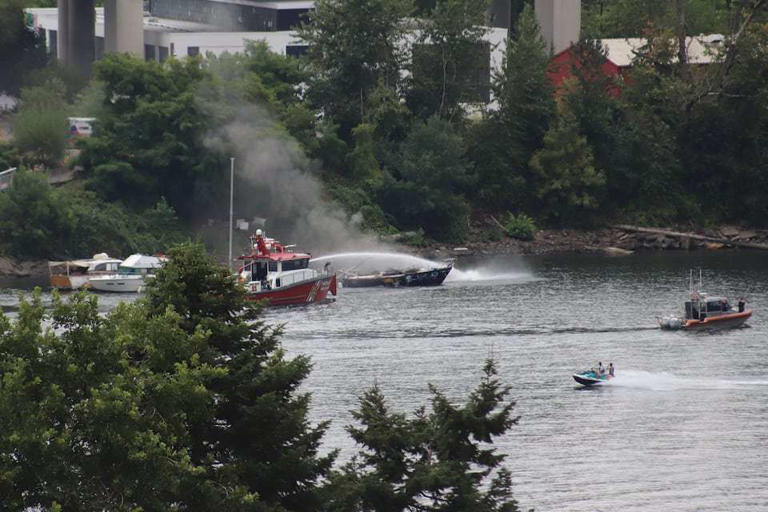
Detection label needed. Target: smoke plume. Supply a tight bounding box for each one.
[203,103,384,257]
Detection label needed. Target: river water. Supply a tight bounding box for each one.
[3,251,767,511]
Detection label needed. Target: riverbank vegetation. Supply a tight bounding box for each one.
[1,0,768,261]
[0,243,522,511]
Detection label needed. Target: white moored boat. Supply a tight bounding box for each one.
[49,253,123,290]
[87,254,165,293]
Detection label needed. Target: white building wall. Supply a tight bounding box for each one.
[27,8,507,105]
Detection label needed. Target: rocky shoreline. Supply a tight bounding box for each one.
[2,226,767,278]
[0,257,48,278]
[419,226,768,260]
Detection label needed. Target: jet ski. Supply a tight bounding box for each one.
[573,370,613,386]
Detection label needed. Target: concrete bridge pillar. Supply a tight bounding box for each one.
[57,0,95,77]
[68,0,95,77]
[104,0,144,57]
[56,0,70,65]
[57,0,142,78]
[534,0,581,54]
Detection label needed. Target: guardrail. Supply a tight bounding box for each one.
[0,167,16,191]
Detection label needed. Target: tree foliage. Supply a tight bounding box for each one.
[78,55,213,217]
[529,110,605,224]
[0,0,48,95]
[472,4,554,211]
[408,0,491,120]
[298,0,412,137]
[376,116,473,242]
[327,360,521,512]
[0,244,334,510]
[13,82,69,167]
[0,168,187,259]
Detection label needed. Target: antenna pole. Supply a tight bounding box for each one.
[229,157,235,271]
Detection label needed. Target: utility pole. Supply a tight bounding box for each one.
[229,157,234,271]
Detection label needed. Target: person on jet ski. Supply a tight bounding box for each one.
[598,362,605,376]
[609,363,615,377]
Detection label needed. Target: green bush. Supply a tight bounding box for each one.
[502,212,537,241]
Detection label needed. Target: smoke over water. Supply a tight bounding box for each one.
[203,104,382,255]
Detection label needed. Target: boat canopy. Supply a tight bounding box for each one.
[121,254,163,269]
[49,260,90,269]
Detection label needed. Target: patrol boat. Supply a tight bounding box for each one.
[658,270,751,331]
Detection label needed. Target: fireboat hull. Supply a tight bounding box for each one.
[245,274,337,306]
[683,310,752,330]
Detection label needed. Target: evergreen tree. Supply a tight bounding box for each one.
[493,4,554,159]
[328,360,521,512]
[529,110,605,224]
[473,4,554,211]
[144,243,335,510]
[0,244,333,510]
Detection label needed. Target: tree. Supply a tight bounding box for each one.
[0,167,72,258]
[347,123,381,181]
[328,360,521,512]
[408,0,491,120]
[298,0,412,138]
[529,110,605,224]
[13,82,69,168]
[374,116,473,242]
[0,0,48,95]
[472,4,555,211]
[0,244,333,510]
[78,55,212,217]
[493,5,554,160]
[144,243,335,510]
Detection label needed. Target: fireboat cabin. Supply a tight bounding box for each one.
[238,230,336,306]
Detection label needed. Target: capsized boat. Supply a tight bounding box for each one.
[49,253,122,290]
[238,230,337,306]
[659,270,751,331]
[573,369,613,386]
[342,263,452,288]
[87,254,165,293]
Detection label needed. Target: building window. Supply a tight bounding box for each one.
[158,46,169,62]
[95,36,105,60]
[286,45,308,58]
[48,29,57,56]
[145,44,157,61]
[187,46,199,57]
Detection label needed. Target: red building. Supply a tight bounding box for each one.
[547,35,724,96]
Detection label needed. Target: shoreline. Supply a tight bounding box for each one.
[417,226,768,260]
[3,226,768,278]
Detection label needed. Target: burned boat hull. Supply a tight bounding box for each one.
[342,265,452,288]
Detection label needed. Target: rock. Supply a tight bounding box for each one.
[704,242,724,250]
[733,230,758,241]
[0,257,47,277]
[602,246,634,256]
[720,226,740,238]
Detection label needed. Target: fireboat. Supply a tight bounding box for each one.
[238,230,337,306]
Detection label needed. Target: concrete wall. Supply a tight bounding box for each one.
[535,0,581,54]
